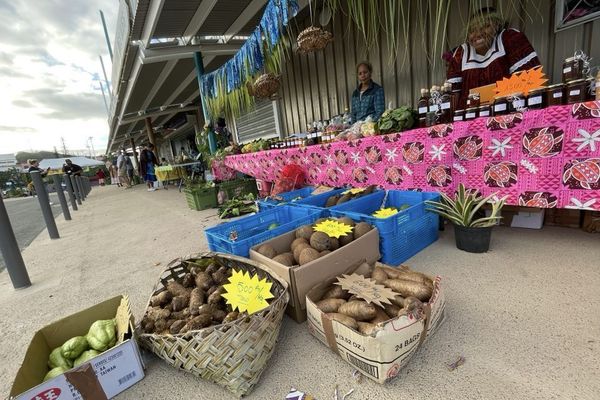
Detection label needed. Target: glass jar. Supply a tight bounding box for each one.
[562,57,583,83]
[527,88,547,110]
[467,93,480,108]
[478,105,491,117]
[419,117,427,128]
[493,97,509,115]
[508,93,526,113]
[585,77,595,101]
[453,109,465,122]
[567,79,586,104]
[465,107,478,120]
[546,84,564,106]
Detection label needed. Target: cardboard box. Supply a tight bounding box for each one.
[544,208,582,228]
[250,228,380,323]
[582,211,600,233]
[10,296,144,400]
[511,208,545,229]
[306,263,445,384]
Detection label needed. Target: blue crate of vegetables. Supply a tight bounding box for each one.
[257,186,316,211]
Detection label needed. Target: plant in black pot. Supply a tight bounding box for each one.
[425,184,507,253]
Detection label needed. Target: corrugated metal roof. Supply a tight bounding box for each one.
[152,0,203,38]
[199,0,253,36]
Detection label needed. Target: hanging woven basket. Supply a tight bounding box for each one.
[252,73,281,98]
[296,26,333,54]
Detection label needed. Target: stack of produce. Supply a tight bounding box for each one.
[314,265,433,336]
[324,185,376,207]
[255,217,374,267]
[44,319,117,382]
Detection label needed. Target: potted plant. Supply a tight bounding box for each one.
[425,184,507,253]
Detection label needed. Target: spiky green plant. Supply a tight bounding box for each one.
[425,184,507,228]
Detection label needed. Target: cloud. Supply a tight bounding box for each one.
[0,52,13,65]
[36,50,64,67]
[12,99,35,108]
[0,66,29,78]
[0,125,36,133]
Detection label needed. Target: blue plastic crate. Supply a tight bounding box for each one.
[257,186,316,211]
[205,205,326,257]
[330,190,440,265]
[293,188,357,210]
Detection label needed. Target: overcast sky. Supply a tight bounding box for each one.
[0,0,117,155]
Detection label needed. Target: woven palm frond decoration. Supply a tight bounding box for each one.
[252,73,281,98]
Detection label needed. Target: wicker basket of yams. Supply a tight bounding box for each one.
[296,26,333,53]
[138,252,289,397]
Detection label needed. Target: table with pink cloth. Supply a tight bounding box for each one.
[211,158,237,181]
[225,101,600,210]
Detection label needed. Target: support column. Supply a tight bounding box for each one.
[0,195,31,289]
[30,171,59,239]
[52,174,71,221]
[130,137,139,171]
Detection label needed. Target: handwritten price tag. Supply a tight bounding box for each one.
[335,274,396,307]
[314,220,353,238]
[222,270,274,314]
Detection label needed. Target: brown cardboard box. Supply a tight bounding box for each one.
[10,296,144,400]
[306,263,445,384]
[544,208,582,228]
[582,211,600,233]
[250,228,380,322]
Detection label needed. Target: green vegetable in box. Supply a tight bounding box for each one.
[48,347,73,369]
[44,366,69,382]
[378,106,416,134]
[61,336,89,360]
[86,319,117,352]
[74,349,101,367]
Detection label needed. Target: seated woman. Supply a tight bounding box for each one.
[447,8,541,109]
[351,61,385,123]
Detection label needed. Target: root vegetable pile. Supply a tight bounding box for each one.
[141,258,263,335]
[324,185,377,207]
[316,265,431,336]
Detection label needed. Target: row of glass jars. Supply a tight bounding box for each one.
[268,131,340,149]
[454,79,595,122]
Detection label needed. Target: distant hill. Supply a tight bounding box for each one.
[15,151,73,163]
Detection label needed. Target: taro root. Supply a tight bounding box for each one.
[273,253,295,266]
[182,273,195,288]
[149,291,172,307]
[195,272,214,291]
[257,244,277,259]
[291,238,309,253]
[353,222,373,239]
[295,225,314,240]
[299,247,320,265]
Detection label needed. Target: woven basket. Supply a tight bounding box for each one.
[297,26,333,53]
[138,252,289,397]
[252,73,280,98]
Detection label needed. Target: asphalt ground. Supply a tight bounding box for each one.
[0,194,61,271]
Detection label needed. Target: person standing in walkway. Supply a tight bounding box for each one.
[117,150,131,188]
[139,143,159,192]
[126,154,135,186]
[96,168,106,186]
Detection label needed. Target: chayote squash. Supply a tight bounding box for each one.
[48,347,73,369]
[43,366,68,382]
[86,319,116,352]
[61,336,89,360]
[73,349,100,367]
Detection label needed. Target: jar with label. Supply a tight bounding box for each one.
[417,88,430,127]
[465,107,478,120]
[527,88,547,109]
[429,86,441,119]
[453,109,465,122]
[316,132,323,144]
[440,84,453,123]
[467,93,480,108]
[585,77,595,101]
[567,79,586,104]
[508,93,526,113]
[493,97,509,115]
[562,57,582,83]
[478,105,491,117]
[546,83,564,106]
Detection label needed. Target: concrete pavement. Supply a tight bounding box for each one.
[0,185,599,399]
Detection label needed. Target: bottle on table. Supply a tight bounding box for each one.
[440,84,452,123]
[417,88,430,127]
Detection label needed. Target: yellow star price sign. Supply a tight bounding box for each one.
[313,220,353,238]
[343,187,366,195]
[372,207,398,218]
[222,270,274,315]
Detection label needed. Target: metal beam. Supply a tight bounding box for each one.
[120,105,199,124]
[138,59,177,111]
[140,0,165,47]
[139,44,240,64]
[182,0,219,41]
[221,0,268,42]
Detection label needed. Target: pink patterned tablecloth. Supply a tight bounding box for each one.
[225,102,600,210]
[211,158,237,181]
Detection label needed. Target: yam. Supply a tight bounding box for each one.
[146,307,171,322]
[325,195,340,207]
[370,307,390,324]
[166,281,188,297]
[403,296,424,312]
[338,301,377,321]
[273,253,295,266]
[171,294,191,312]
[322,285,348,300]
[223,311,239,324]
[310,231,332,251]
[204,263,218,275]
[169,320,187,335]
[257,244,277,259]
[326,313,358,329]
[372,267,388,285]
[194,272,214,291]
[198,304,215,315]
[295,225,314,240]
[206,285,218,296]
[141,318,155,333]
[299,247,321,265]
[212,309,227,323]
[316,298,346,313]
[291,238,309,252]
[154,319,168,333]
[328,237,340,251]
[390,294,405,307]
[293,243,312,263]
[353,222,373,239]
[208,287,226,304]
[188,288,205,315]
[185,314,212,331]
[357,321,377,335]
[394,270,433,289]
[149,291,172,307]
[170,308,190,320]
[212,270,228,285]
[384,279,432,302]
[383,303,401,318]
[182,273,195,288]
